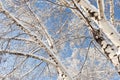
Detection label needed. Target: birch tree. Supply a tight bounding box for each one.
[0,0,120,80]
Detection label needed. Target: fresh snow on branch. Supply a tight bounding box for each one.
[0,50,56,66]
[64,0,120,75]
[77,0,120,53]
[0,1,73,79]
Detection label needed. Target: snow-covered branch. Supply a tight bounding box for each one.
[110,0,115,25]
[26,3,54,48]
[20,62,43,79]
[60,0,120,75]
[92,30,120,74]
[0,1,72,80]
[0,37,34,43]
[0,50,56,66]
[1,0,120,79]
[77,0,120,52]
[97,0,105,19]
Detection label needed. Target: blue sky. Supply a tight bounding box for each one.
[1,0,120,80]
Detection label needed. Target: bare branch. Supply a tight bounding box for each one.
[0,3,73,79]
[110,0,115,25]
[97,0,105,19]
[20,62,43,79]
[0,50,56,66]
[0,37,34,43]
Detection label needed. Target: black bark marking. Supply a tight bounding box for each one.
[38,43,41,45]
[98,0,100,3]
[49,55,52,57]
[35,38,38,41]
[103,44,111,51]
[101,16,104,19]
[104,51,110,57]
[2,11,5,13]
[77,0,81,3]
[34,36,37,38]
[118,71,120,75]
[20,27,23,30]
[118,56,120,63]
[52,57,54,60]
[61,74,64,77]
[88,10,98,20]
[65,75,67,77]
[111,48,114,51]
[103,44,112,57]
[86,8,89,11]
[55,62,58,65]
[113,54,117,57]
[95,16,99,20]
[110,32,113,35]
[51,45,53,49]
[101,43,103,47]
[41,45,44,48]
[17,24,21,27]
[53,60,58,64]
[93,30,104,45]
[89,11,96,17]
[96,37,104,45]
[117,46,120,48]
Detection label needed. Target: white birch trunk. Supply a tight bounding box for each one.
[61,0,120,75]
[92,29,120,74]
[77,0,120,53]
[74,0,120,75]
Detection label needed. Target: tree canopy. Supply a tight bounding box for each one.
[0,0,120,80]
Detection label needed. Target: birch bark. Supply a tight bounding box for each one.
[77,0,120,53]
[60,0,120,75]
